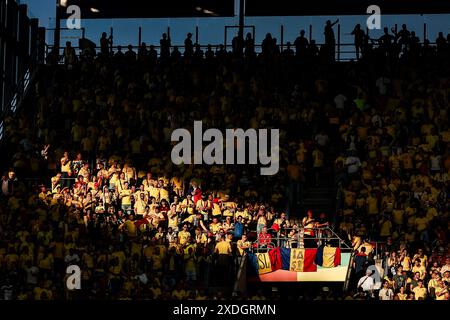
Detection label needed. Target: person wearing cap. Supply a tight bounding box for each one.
[357,269,375,298]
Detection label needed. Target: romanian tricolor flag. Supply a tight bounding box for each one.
[288,248,317,272]
[315,245,341,268]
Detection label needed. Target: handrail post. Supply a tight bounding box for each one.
[195,25,199,44]
[110,27,114,53]
[280,25,284,51]
[224,26,227,48]
[423,23,427,41]
[337,24,341,62]
[309,24,312,42]
[138,26,142,46]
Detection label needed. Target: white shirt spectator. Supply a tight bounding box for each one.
[1,284,13,300]
[357,274,375,292]
[367,264,383,290]
[441,261,450,276]
[379,288,394,300]
[346,156,361,174]
[334,94,347,110]
[430,155,441,171]
[64,253,80,265]
[376,77,391,95]
[315,133,329,147]
[26,266,39,285]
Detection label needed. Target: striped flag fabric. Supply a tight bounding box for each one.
[315,245,341,268]
[268,247,282,272]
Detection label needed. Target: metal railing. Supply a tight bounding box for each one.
[252,226,353,252]
[41,21,441,64]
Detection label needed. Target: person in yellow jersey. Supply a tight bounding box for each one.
[412,248,428,269]
[435,280,448,300]
[236,234,251,258]
[178,224,191,246]
[150,281,162,299]
[119,214,137,238]
[215,234,232,285]
[172,283,188,300]
[119,182,132,213]
[180,194,195,219]
[211,199,223,218]
[209,217,222,235]
[412,280,427,300]
[157,179,169,202]
[170,172,185,197]
[412,259,427,280]
[60,151,72,188]
[396,286,408,300]
[184,244,197,284]
[193,227,207,246]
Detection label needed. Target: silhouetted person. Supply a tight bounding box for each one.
[324,19,339,61]
[63,41,77,67]
[232,33,244,55]
[436,32,447,54]
[244,32,255,58]
[138,42,148,61]
[184,33,194,57]
[283,41,294,57]
[351,24,365,60]
[294,29,309,57]
[378,27,395,56]
[408,31,420,54]
[160,33,171,59]
[205,44,215,60]
[261,33,275,56]
[216,44,227,60]
[148,45,158,65]
[171,46,181,60]
[395,24,410,49]
[114,45,124,64]
[193,43,204,60]
[100,32,112,57]
[125,44,136,61]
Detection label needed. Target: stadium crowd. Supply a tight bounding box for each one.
[0,23,449,300]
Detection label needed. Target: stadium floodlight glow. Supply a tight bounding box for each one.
[195,6,218,16]
[90,7,100,13]
[203,9,218,16]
